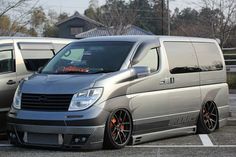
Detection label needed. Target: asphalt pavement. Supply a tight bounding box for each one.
[0,126,236,157]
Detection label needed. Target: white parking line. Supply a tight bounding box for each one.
[128,145,236,148]
[199,134,214,146]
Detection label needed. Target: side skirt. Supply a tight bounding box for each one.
[132,126,197,145]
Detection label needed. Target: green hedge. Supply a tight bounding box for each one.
[227,72,236,89]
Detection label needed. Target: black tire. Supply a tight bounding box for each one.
[103,109,132,149]
[197,101,219,134]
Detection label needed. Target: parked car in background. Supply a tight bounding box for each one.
[7,36,229,150]
[0,37,74,132]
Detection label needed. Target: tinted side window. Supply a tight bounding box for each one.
[164,42,199,74]
[133,48,158,72]
[0,44,15,74]
[193,42,223,71]
[21,50,54,71]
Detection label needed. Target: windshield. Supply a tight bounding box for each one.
[41,41,134,74]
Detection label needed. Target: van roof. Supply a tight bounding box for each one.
[0,36,217,44]
[77,35,218,43]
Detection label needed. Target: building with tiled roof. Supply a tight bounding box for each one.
[56,12,104,39]
[75,25,154,39]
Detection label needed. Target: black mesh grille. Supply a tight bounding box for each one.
[21,93,73,111]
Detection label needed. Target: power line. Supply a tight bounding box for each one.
[167,0,171,35]
[162,0,164,35]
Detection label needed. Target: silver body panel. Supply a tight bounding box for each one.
[93,36,229,144]
[8,36,229,147]
[132,126,196,144]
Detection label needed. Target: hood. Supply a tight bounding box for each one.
[21,73,105,94]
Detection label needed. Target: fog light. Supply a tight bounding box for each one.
[81,137,86,142]
[71,135,89,145]
[12,134,16,139]
[9,132,16,139]
[74,138,80,143]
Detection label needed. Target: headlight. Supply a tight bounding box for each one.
[13,85,22,110]
[68,88,103,111]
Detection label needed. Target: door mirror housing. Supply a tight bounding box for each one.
[133,66,151,78]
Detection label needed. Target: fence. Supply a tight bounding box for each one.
[223,48,236,89]
[223,48,236,72]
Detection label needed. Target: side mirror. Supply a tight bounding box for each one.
[133,66,151,78]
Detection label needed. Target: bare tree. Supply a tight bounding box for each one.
[89,0,99,9]
[92,0,138,35]
[0,0,30,18]
[201,0,236,47]
[0,0,39,36]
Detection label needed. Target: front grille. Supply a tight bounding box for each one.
[21,93,73,111]
[25,133,61,145]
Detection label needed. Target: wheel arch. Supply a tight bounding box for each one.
[103,107,134,149]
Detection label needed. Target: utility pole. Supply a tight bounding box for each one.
[167,0,170,35]
[161,0,164,35]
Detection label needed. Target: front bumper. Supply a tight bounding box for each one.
[7,105,109,150]
[7,123,105,150]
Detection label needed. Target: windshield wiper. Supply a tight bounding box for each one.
[54,71,89,74]
[90,70,114,74]
[42,70,114,74]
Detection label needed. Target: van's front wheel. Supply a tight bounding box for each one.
[197,102,219,134]
[103,109,132,149]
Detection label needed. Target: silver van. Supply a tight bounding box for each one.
[0,37,73,131]
[7,36,229,150]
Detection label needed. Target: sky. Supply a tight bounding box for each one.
[38,0,200,16]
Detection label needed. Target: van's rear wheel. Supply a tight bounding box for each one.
[104,109,132,149]
[197,102,218,134]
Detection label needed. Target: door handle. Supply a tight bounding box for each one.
[160,77,175,85]
[160,80,166,85]
[7,80,16,85]
[160,78,169,85]
[170,77,175,84]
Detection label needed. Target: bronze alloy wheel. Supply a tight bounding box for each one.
[202,102,218,131]
[104,109,132,149]
[197,101,219,133]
